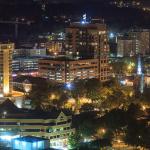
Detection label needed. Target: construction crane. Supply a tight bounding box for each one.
[0,18,34,39]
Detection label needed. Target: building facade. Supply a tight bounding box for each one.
[12,57,39,75]
[46,40,65,55]
[129,29,150,55]
[117,37,136,57]
[39,22,110,83]
[39,57,110,82]
[0,100,75,149]
[0,43,14,97]
[66,23,109,59]
[13,48,46,58]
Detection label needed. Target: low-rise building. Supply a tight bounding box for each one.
[39,57,110,82]
[12,136,50,150]
[0,100,75,149]
[12,57,39,75]
[13,48,47,58]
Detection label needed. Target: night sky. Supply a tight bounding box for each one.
[0,0,150,40]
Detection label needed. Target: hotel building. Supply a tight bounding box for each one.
[0,43,14,97]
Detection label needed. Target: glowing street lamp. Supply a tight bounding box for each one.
[0,93,3,98]
[102,128,106,134]
[66,83,72,90]
[23,80,32,94]
[117,139,121,144]
[142,105,146,111]
[109,32,115,39]
[3,111,7,118]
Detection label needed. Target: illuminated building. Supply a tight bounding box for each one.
[13,48,46,57]
[0,100,75,149]
[0,43,14,97]
[12,48,46,75]
[65,19,109,59]
[46,40,65,55]
[12,136,50,150]
[117,37,136,57]
[39,57,110,82]
[41,18,110,82]
[12,57,39,75]
[129,29,150,56]
[137,55,144,93]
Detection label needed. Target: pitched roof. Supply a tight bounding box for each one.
[0,100,72,119]
[0,99,21,114]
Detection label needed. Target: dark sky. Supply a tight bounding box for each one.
[0,0,107,4]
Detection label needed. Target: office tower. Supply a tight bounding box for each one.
[0,43,14,97]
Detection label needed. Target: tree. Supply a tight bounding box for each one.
[71,80,87,111]
[68,132,82,149]
[29,80,50,109]
[127,103,144,120]
[124,121,150,148]
[102,108,127,130]
[80,103,95,112]
[85,79,102,103]
[78,119,98,138]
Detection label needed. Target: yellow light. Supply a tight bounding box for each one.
[0,93,3,98]
[117,139,121,144]
[51,94,56,100]
[128,65,132,70]
[23,84,32,93]
[101,128,106,134]
[142,105,146,111]
[4,85,9,96]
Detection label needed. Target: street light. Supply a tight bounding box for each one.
[117,139,121,144]
[66,83,72,90]
[3,111,7,118]
[109,32,115,39]
[0,93,3,98]
[142,105,146,111]
[102,128,106,134]
[23,80,32,94]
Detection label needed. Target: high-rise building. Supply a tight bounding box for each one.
[117,37,136,57]
[0,43,14,97]
[66,22,109,59]
[130,29,150,55]
[65,21,110,82]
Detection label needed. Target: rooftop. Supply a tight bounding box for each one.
[0,99,71,119]
[40,56,96,61]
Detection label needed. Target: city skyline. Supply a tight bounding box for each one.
[0,0,150,149]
